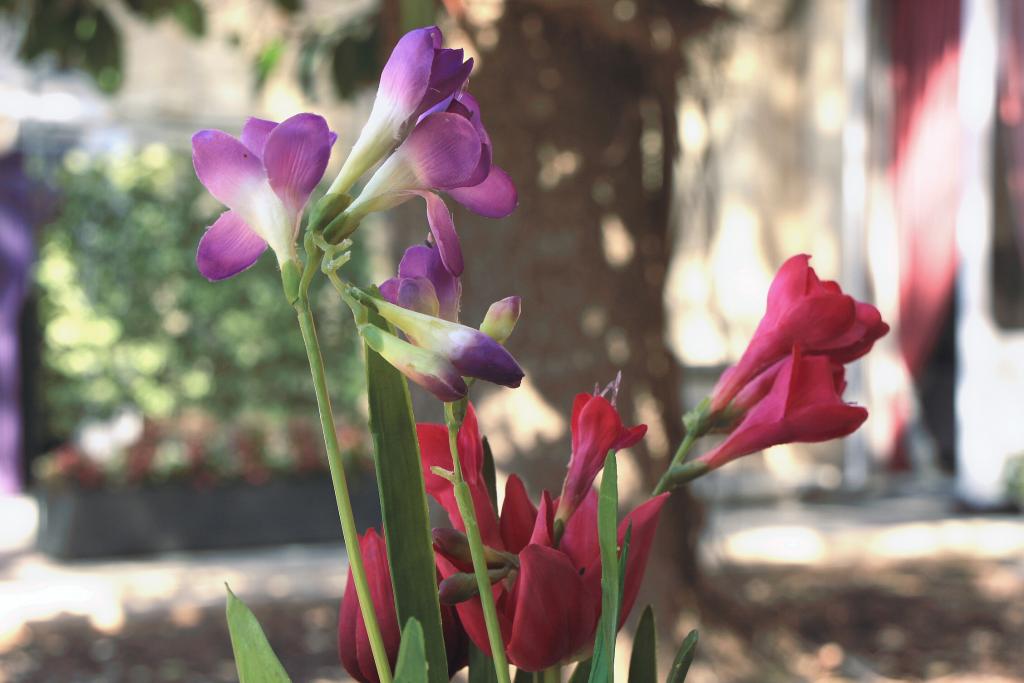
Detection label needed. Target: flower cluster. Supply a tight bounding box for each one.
[362,243,523,402]
[340,397,663,677]
[689,254,889,473]
[188,22,890,683]
[331,26,516,277]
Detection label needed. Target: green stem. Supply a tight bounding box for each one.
[295,297,393,683]
[653,426,699,496]
[540,665,561,683]
[445,402,512,683]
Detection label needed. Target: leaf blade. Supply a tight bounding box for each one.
[666,630,699,683]
[365,308,449,683]
[469,643,500,683]
[224,586,291,683]
[627,606,657,683]
[393,618,429,683]
[588,451,620,683]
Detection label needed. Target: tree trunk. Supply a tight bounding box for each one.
[419,0,727,616]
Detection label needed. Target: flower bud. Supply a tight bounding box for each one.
[433,528,519,569]
[438,566,512,605]
[368,296,524,389]
[479,296,521,344]
[306,191,353,236]
[359,324,467,402]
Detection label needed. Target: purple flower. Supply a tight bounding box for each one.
[192,114,335,280]
[329,26,518,277]
[364,244,524,401]
[343,102,516,276]
[380,244,462,322]
[329,26,474,195]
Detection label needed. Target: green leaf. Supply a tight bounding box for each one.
[628,606,657,683]
[468,643,499,683]
[666,630,698,683]
[394,619,428,683]
[330,22,380,100]
[513,669,533,683]
[587,451,620,683]
[254,38,284,90]
[568,658,592,683]
[172,0,205,36]
[224,586,291,683]
[365,308,449,683]
[399,0,437,33]
[481,436,498,513]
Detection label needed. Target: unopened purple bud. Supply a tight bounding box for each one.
[371,298,525,389]
[359,324,467,401]
[480,296,521,345]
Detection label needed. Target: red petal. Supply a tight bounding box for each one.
[506,545,600,671]
[499,475,537,553]
[528,492,555,547]
[558,490,599,570]
[618,495,668,626]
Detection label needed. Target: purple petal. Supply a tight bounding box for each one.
[449,165,518,218]
[196,210,267,281]
[192,130,266,210]
[419,49,473,115]
[461,143,492,189]
[380,278,400,305]
[453,92,490,146]
[398,245,462,322]
[378,27,441,123]
[448,94,491,188]
[240,117,277,159]
[397,277,440,316]
[449,330,524,388]
[403,113,483,190]
[416,191,464,277]
[263,113,333,215]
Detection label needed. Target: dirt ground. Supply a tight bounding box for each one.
[2,558,1022,683]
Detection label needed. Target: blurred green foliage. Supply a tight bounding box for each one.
[3,0,206,93]
[34,144,367,442]
[2,0,437,97]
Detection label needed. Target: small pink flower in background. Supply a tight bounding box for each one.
[696,347,868,473]
[710,254,888,413]
[192,113,335,280]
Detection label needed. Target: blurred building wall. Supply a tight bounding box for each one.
[665,1,852,500]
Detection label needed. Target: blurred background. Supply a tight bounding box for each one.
[2,0,1024,681]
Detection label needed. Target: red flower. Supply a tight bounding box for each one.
[710,254,888,413]
[419,405,666,672]
[697,347,868,472]
[554,393,646,529]
[338,529,468,683]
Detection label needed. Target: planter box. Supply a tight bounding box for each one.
[35,473,381,560]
